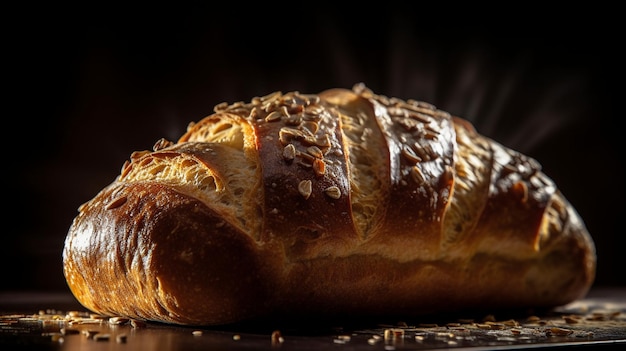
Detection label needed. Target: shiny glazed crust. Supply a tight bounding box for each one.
[63,84,596,325]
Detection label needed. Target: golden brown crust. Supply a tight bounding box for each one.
[63,84,596,326]
[64,182,278,325]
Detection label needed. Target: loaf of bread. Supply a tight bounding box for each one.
[63,83,596,326]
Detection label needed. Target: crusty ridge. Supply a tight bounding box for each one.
[346,84,457,261]
[118,113,263,240]
[177,113,263,239]
[319,89,389,239]
[441,118,493,251]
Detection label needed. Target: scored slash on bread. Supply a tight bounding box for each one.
[63,83,596,326]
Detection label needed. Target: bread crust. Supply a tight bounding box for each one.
[63,84,596,325]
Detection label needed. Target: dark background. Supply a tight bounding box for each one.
[4,5,623,294]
